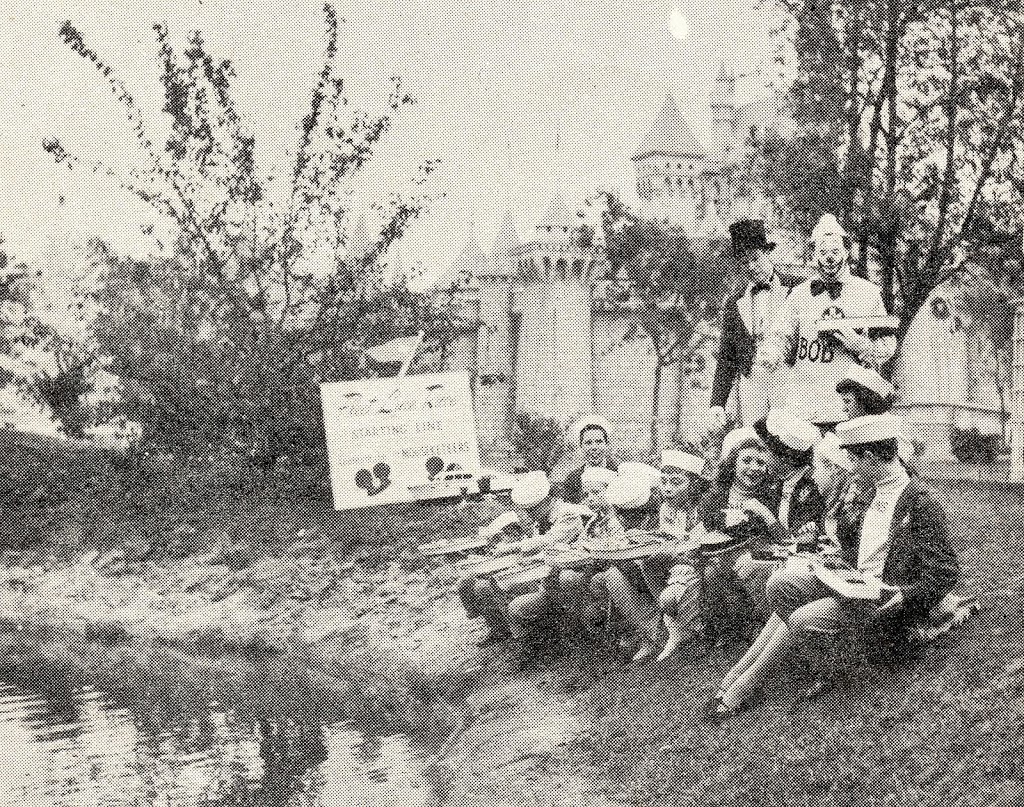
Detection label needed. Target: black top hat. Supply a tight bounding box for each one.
[729,220,776,255]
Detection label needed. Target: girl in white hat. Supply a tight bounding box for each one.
[588,467,663,660]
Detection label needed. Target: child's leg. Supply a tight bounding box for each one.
[604,566,658,642]
[719,612,784,693]
[720,619,794,708]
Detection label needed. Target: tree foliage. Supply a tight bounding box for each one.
[590,192,726,451]
[509,412,569,473]
[749,0,1024,333]
[42,6,449,466]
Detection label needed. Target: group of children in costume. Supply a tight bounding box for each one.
[456,365,960,719]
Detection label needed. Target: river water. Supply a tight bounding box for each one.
[0,678,432,807]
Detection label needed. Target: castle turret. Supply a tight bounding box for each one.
[514,196,597,422]
[632,94,706,230]
[471,219,517,452]
[709,62,739,166]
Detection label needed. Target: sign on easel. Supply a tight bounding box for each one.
[320,371,481,510]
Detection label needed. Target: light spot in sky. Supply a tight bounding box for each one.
[669,5,690,42]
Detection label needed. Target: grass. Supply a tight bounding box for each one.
[529,479,1024,806]
[0,427,487,567]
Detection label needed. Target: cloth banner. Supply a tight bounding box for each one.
[320,371,481,510]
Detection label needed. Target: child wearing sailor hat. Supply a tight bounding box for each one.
[503,471,597,642]
[708,412,958,719]
[836,366,896,418]
[728,410,826,610]
[604,449,713,662]
[588,464,666,660]
[653,429,780,654]
[457,511,528,646]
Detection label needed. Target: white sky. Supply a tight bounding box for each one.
[0,0,778,278]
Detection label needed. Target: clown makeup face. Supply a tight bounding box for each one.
[737,247,773,284]
[814,231,848,280]
[582,479,609,513]
[734,446,771,491]
[580,426,610,466]
[659,469,692,506]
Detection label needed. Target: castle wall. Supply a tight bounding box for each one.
[473,277,516,452]
[591,312,716,454]
[514,280,594,423]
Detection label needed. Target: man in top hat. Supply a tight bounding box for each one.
[707,413,958,717]
[760,214,897,427]
[562,415,619,505]
[709,220,800,430]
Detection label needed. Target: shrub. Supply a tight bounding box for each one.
[509,412,569,473]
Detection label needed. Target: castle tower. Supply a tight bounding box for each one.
[632,94,706,230]
[471,216,518,452]
[514,196,597,423]
[709,62,739,166]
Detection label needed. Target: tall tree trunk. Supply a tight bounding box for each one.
[651,359,663,458]
[856,0,902,279]
[842,13,864,228]
[924,0,961,279]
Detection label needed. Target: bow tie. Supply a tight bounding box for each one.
[750,281,772,295]
[810,278,843,299]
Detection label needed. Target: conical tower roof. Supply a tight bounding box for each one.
[632,94,705,161]
[450,231,486,287]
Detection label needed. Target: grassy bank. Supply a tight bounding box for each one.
[446,479,1023,806]
[0,428,512,745]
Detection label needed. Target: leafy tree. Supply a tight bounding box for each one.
[43,6,448,467]
[953,244,1021,443]
[589,192,725,453]
[748,0,1024,338]
[0,236,111,437]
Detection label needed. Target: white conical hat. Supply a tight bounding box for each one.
[606,473,654,510]
[836,413,903,447]
[618,461,662,489]
[581,466,618,486]
[661,449,705,475]
[811,213,848,244]
[510,470,551,507]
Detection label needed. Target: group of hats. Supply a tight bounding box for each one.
[730,213,851,256]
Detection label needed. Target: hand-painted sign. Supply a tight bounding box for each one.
[320,372,481,510]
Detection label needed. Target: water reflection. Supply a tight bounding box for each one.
[0,680,429,807]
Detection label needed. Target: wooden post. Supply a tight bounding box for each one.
[397,331,425,378]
